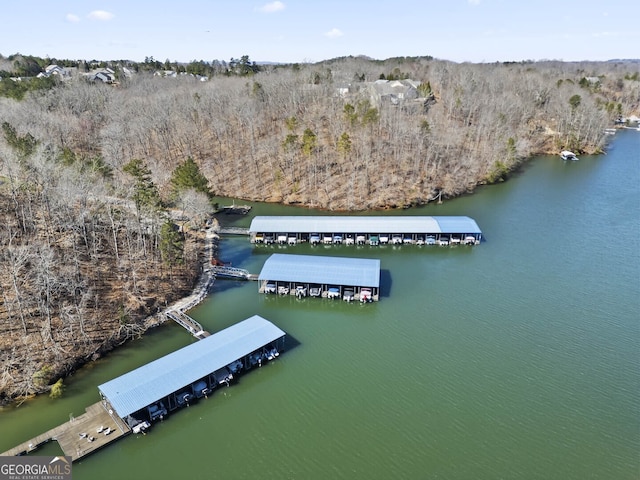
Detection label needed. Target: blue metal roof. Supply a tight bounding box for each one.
[249,216,481,235]
[98,316,285,417]
[435,216,481,233]
[258,254,380,288]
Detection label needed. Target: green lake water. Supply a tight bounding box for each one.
[1,130,639,479]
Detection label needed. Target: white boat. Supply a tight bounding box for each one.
[309,286,322,297]
[464,235,478,245]
[438,236,450,246]
[327,287,340,299]
[360,288,373,303]
[277,285,289,295]
[561,150,578,161]
[132,421,150,434]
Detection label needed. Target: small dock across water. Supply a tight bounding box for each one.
[219,205,251,215]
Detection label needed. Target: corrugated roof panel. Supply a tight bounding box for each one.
[435,216,482,234]
[98,316,285,417]
[258,254,380,287]
[249,216,481,234]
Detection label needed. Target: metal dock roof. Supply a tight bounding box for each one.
[98,315,285,417]
[258,253,380,288]
[249,216,482,234]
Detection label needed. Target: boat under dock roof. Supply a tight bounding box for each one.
[98,315,285,418]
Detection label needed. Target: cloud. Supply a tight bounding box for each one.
[591,30,629,38]
[324,28,344,39]
[87,10,114,21]
[66,13,80,23]
[468,0,481,5]
[258,1,285,13]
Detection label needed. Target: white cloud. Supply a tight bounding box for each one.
[324,28,343,39]
[468,0,481,5]
[591,31,628,38]
[87,10,115,21]
[258,1,285,13]
[66,13,80,23]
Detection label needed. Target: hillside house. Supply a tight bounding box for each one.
[92,69,116,84]
[37,65,69,78]
[367,79,420,106]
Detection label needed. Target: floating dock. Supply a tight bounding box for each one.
[249,215,482,246]
[2,316,285,462]
[1,401,130,462]
[258,253,380,302]
[219,204,251,215]
[97,315,285,429]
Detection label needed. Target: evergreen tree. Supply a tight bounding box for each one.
[337,132,352,157]
[301,129,317,157]
[282,134,299,151]
[123,158,161,216]
[569,94,582,111]
[2,122,38,158]
[159,220,184,266]
[170,157,210,197]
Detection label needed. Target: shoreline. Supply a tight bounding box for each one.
[145,218,220,331]
[0,219,222,409]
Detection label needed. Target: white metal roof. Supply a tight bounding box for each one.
[258,254,380,288]
[98,316,285,417]
[249,216,481,235]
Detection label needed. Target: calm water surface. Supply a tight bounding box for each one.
[2,130,639,479]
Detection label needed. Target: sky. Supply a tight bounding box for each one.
[2,0,639,64]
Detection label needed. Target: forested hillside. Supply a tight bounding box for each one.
[1,54,638,404]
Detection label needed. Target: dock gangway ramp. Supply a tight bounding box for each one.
[212,266,254,280]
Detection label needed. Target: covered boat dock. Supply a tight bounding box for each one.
[258,253,380,302]
[249,215,482,246]
[98,315,285,429]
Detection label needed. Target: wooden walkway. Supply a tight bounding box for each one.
[1,401,131,462]
[163,225,217,338]
[219,226,249,235]
[165,309,209,338]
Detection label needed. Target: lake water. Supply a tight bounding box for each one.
[2,130,639,479]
